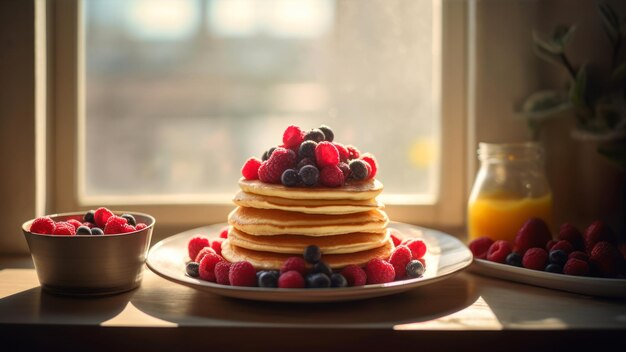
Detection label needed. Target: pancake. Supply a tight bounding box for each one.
[228,206,389,236]
[221,238,395,270]
[238,178,383,200]
[228,227,390,254]
[233,191,383,215]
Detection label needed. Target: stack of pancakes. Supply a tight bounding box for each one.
[222,178,393,270]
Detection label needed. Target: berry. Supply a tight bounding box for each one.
[188,236,210,261]
[551,240,574,255]
[306,273,331,288]
[388,245,413,280]
[584,220,618,254]
[198,252,223,282]
[280,256,307,276]
[403,239,428,259]
[81,222,94,228]
[548,249,568,265]
[214,261,232,285]
[211,239,223,256]
[505,252,523,267]
[365,258,395,284]
[258,270,279,288]
[218,227,229,238]
[241,157,262,180]
[346,145,360,159]
[83,210,96,224]
[568,250,589,262]
[298,165,319,186]
[563,258,590,276]
[304,129,325,143]
[135,223,148,231]
[30,216,56,234]
[330,273,348,288]
[91,227,104,236]
[406,260,425,278]
[558,223,584,251]
[319,165,344,187]
[311,261,333,277]
[103,215,128,234]
[318,125,334,142]
[278,270,305,288]
[338,162,351,181]
[94,207,114,228]
[282,125,305,149]
[545,239,557,252]
[186,262,200,278]
[545,263,563,273]
[194,246,216,263]
[262,147,276,161]
[120,213,136,226]
[315,141,340,168]
[522,247,548,270]
[303,245,321,264]
[298,140,318,159]
[390,230,402,247]
[123,224,136,233]
[76,225,92,236]
[340,264,367,286]
[258,148,297,184]
[513,218,552,254]
[334,143,350,162]
[486,240,512,263]
[468,236,494,260]
[360,153,378,179]
[297,157,316,171]
[281,168,300,187]
[589,241,622,277]
[66,219,83,229]
[348,159,369,180]
[52,222,76,236]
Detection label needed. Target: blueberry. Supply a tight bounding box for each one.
[311,261,332,276]
[76,225,92,236]
[303,245,322,264]
[330,273,348,288]
[297,157,316,171]
[545,263,563,273]
[91,227,104,236]
[349,160,369,180]
[258,271,279,288]
[549,249,568,265]
[298,140,318,159]
[306,273,331,288]
[406,260,425,278]
[281,169,300,187]
[318,125,334,142]
[505,252,523,267]
[304,129,325,143]
[83,210,95,224]
[298,165,319,186]
[186,262,200,277]
[262,147,277,161]
[121,213,136,226]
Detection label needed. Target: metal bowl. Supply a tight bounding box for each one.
[22,211,155,296]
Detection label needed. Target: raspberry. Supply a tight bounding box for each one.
[563,258,590,276]
[340,264,367,286]
[195,246,216,263]
[403,239,427,259]
[94,207,114,228]
[388,245,413,280]
[486,240,512,263]
[229,261,257,287]
[334,143,350,162]
[30,216,56,234]
[360,153,378,179]
[557,223,584,251]
[568,250,589,262]
[52,222,76,236]
[551,240,574,254]
[468,236,494,260]
[218,226,229,239]
[346,145,360,160]
[198,252,223,282]
[390,229,402,247]
[135,223,148,231]
[258,148,297,184]
[589,241,622,277]
[278,270,305,288]
[513,218,552,254]
[522,247,548,270]
[319,165,344,187]
[545,239,557,252]
[104,215,128,234]
[211,238,223,256]
[122,224,136,233]
[214,261,232,285]
[188,236,210,260]
[66,219,83,229]
[365,258,395,284]
[241,157,262,180]
[280,256,307,275]
[282,125,305,149]
[584,220,618,254]
[315,141,340,168]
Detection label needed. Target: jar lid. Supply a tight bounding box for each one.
[477,142,544,162]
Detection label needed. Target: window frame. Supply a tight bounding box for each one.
[51,0,468,232]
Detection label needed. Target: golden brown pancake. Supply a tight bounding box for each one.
[238,178,383,200]
[221,238,394,270]
[228,227,390,254]
[233,191,383,215]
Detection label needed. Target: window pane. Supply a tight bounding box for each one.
[83,0,439,202]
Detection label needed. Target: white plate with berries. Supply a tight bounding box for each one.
[146,222,473,303]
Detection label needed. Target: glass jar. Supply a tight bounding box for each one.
[467,142,553,242]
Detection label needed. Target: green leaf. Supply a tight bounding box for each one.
[519,90,572,120]
[569,64,588,108]
[597,2,620,46]
[533,43,563,67]
[552,25,577,48]
[532,30,563,54]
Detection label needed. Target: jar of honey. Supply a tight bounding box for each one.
[467,142,553,242]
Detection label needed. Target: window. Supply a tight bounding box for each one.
[53,0,467,229]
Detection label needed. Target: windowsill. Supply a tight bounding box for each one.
[1,255,624,350]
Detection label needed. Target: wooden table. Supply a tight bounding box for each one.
[1,255,624,351]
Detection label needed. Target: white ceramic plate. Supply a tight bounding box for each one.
[470,258,626,298]
[146,222,473,303]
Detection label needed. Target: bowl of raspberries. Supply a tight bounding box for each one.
[22,207,155,296]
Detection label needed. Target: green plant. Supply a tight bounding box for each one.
[519,2,626,168]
